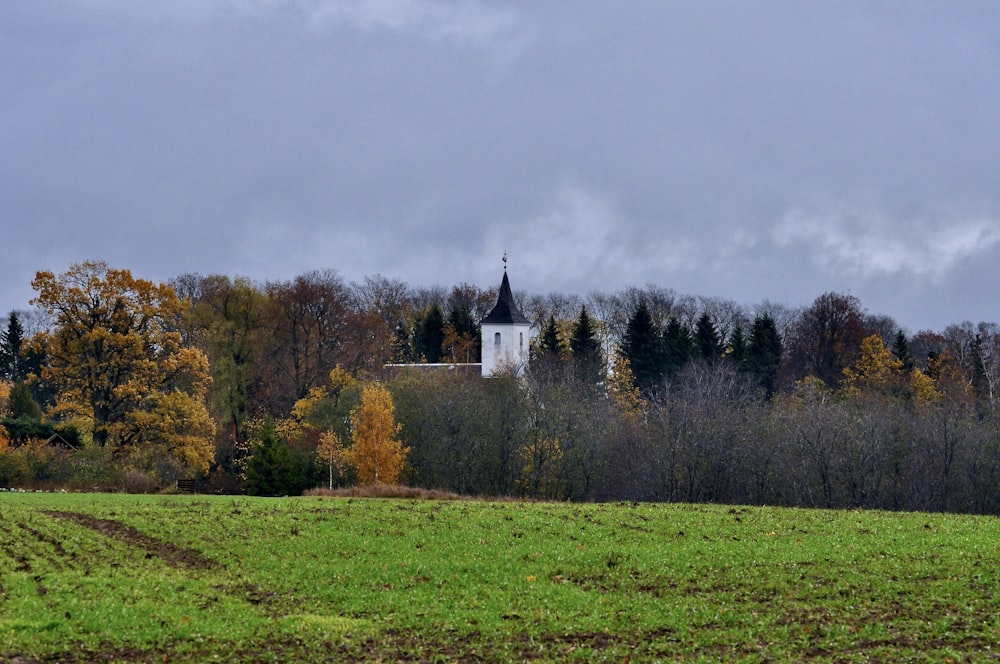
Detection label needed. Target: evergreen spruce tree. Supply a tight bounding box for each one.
[413,304,445,363]
[693,312,722,362]
[0,312,26,381]
[569,306,604,385]
[663,317,692,375]
[1,382,50,443]
[245,415,297,496]
[892,329,915,373]
[537,314,563,361]
[621,302,665,396]
[728,324,748,368]
[747,313,783,398]
[447,303,480,361]
[8,382,41,421]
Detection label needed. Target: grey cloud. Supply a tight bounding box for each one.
[773,208,1000,281]
[4,2,1000,333]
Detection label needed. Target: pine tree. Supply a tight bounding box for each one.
[663,317,692,376]
[621,302,664,396]
[445,303,480,363]
[8,382,41,421]
[245,415,296,496]
[0,312,25,381]
[2,382,49,442]
[413,304,445,363]
[693,312,722,362]
[892,330,915,373]
[747,313,783,398]
[728,324,748,368]
[538,315,562,359]
[569,306,603,385]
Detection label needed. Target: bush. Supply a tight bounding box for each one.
[64,445,122,492]
[121,469,159,494]
[0,439,73,489]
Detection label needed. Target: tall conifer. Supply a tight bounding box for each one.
[569,306,603,385]
[621,302,664,396]
[747,313,782,398]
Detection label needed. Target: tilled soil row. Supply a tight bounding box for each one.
[42,510,218,571]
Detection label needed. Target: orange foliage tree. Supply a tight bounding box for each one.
[345,382,408,485]
[29,261,214,475]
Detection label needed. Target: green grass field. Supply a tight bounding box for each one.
[1,493,999,662]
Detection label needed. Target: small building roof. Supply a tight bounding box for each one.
[481,271,531,325]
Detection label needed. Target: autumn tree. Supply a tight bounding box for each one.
[841,335,904,398]
[346,382,408,485]
[518,436,564,499]
[912,350,977,511]
[315,431,346,490]
[784,292,865,388]
[443,302,479,363]
[608,354,644,420]
[774,376,850,508]
[262,270,352,414]
[291,366,361,446]
[29,261,214,475]
[182,275,264,448]
[349,274,415,366]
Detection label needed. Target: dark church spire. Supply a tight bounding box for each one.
[481,268,530,325]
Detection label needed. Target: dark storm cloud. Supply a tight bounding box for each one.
[3,1,1000,331]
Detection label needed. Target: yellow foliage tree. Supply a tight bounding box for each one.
[315,430,346,490]
[608,354,644,420]
[345,382,408,485]
[841,335,904,398]
[128,390,216,474]
[518,436,565,500]
[292,366,360,431]
[29,261,214,475]
[909,368,939,405]
[926,350,975,414]
[442,322,478,364]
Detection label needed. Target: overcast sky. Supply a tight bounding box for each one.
[3,1,1000,332]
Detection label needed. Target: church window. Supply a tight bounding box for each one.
[495,332,501,345]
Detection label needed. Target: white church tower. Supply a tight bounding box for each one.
[480,266,532,377]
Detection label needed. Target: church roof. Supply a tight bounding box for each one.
[481,271,531,325]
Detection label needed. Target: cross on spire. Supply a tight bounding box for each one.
[502,251,508,271]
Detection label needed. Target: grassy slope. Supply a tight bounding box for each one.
[1,493,999,662]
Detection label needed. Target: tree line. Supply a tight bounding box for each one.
[3,260,1000,513]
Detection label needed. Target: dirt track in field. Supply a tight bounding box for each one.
[42,510,217,571]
